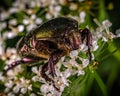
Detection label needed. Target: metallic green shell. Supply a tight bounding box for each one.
[25,17,78,39]
[17,17,78,52]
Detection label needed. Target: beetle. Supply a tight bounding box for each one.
[4,17,92,90]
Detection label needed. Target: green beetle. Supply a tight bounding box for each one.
[4,17,92,90]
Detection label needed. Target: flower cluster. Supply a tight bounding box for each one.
[0,0,120,96]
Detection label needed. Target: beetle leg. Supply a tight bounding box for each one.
[80,28,92,62]
[48,51,61,77]
[41,62,60,91]
[41,63,51,81]
[4,58,39,73]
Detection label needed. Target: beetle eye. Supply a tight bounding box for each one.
[20,44,28,53]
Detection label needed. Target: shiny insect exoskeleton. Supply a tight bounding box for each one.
[4,17,92,90]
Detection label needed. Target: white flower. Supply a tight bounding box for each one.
[20,87,27,94]
[18,25,24,32]
[9,19,17,26]
[28,84,33,91]
[32,76,40,82]
[92,40,99,51]
[79,11,86,23]
[3,31,17,39]
[31,14,36,20]
[69,3,78,10]
[8,92,15,96]
[70,50,78,58]
[23,19,29,25]
[82,59,89,68]
[13,85,21,93]
[115,28,120,37]
[77,70,85,76]
[0,22,7,30]
[9,8,19,14]
[0,72,5,82]
[35,18,43,24]
[40,84,50,94]
[46,13,52,19]
[32,66,39,74]
[30,93,37,96]
[26,24,36,31]
[5,80,14,88]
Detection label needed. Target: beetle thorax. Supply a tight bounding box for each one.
[66,32,82,50]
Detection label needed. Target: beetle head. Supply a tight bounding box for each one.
[16,37,31,57]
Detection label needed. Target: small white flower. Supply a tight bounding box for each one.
[102,20,112,28]
[46,13,52,19]
[35,18,43,24]
[102,20,112,34]
[8,92,15,96]
[23,19,29,25]
[31,14,36,20]
[20,87,27,94]
[4,87,10,93]
[13,85,21,93]
[32,66,38,74]
[70,50,78,58]
[40,84,49,94]
[80,44,88,51]
[77,70,85,76]
[47,93,53,96]
[115,28,120,37]
[5,80,14,88]
[32,76,40,82]
[18,25,24,32]
[26,24,36,31]
[9,19,17,26]
[92,40,99,51]
[0,72,5,82]
[69,3,78,10]
[3,31,16,39]
[82,59,89,68]
[30,93,36,96]
[102,36,108,42]
[28,84,32,91]
[54,5,61,12]
[60,73,69,86]
[79,11,86,23]
[62,69,71,78]
[0,22,7,30]
[9,8,19,13]
[0,11,9,21]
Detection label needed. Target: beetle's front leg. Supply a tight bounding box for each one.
[79,28,92,62]
[4,58,39,73]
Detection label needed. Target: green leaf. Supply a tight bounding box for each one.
[60,64,67,72]
[78,51,87,59]
[75,58,82,64]
[94,71,108,96]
